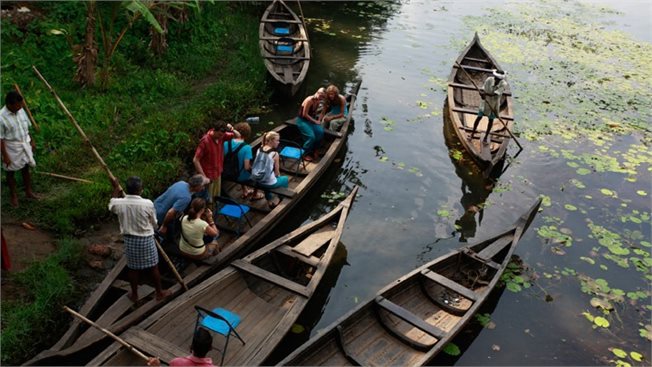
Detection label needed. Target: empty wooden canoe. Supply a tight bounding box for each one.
[259,0,310,96]
[279,198,542,366]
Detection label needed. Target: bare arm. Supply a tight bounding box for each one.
[299,98,321,125]
[0,139,10,167]
[273,152,280,177]
[192,154,205,177]
[158,209,178,234]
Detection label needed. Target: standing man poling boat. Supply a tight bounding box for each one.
[1,90,39,207]
[469,69,508,144]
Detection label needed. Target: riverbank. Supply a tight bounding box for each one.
[1,2,270,364]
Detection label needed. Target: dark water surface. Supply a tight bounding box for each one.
[256,1,651,365]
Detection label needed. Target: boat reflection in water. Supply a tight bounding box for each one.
[443,106,505,242]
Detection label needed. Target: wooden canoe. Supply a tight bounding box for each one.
[446,33,514,174]
[88,186,358,366]
[25,80,361,365]
[259,0,310,96]
[279,198,542,366]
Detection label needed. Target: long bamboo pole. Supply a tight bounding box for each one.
[36,171,95,184]
[33,65,187,292]
[32,65,125,195]
[454,61,522,150]
[12,83,40,133]
[63,306,151,362]
[155,236,187,290]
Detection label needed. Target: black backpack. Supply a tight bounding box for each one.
[223,140,245,181]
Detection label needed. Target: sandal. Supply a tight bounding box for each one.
[249,191,265,201]
[241,187,253,199]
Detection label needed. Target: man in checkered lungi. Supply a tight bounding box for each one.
[109,176,171,303]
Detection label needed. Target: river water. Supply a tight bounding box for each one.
[257,1,651,365]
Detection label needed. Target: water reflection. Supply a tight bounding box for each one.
[443,106,504,242]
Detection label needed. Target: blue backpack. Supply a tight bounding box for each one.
[250,149,273,182]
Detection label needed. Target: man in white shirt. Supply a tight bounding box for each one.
[109,176,171,304]
[1,91,38,207]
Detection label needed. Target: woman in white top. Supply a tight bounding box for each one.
[178,198,219,260]
[255,131,289,209]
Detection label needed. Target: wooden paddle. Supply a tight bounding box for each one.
[454,61,523,150]
[63,306,151,363]
[12,83,40,133]
[33,65,187,292]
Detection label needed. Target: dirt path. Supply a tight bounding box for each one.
[1,215,122,303]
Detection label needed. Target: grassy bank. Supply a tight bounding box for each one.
[1,2,270,364]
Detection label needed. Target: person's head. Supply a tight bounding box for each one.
[212,120,228,140]
[314,87,326,101]
[233,122,251,140]
[188,174,209,193]
[262,131,280,148]
[5,91,23,113]
[325,84,340,102]
[492,69,506,80]
[187,197,207,220]
[125,176,143,195]
[191,328,213,358]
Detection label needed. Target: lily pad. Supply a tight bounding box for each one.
[611,348,627,358]
[443,343,461,356]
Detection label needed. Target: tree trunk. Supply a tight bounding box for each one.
[74,1,98,87]
[149,3,168,55]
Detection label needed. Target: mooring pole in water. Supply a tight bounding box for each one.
[63,306,151,362]
[31,65,125,196]
[453,61,523,151]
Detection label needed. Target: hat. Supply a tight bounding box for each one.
[189,174,210,187]
[492,69,506,79]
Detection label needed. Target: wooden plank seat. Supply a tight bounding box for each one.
[449,82,512,96]
[462,56,490,63]
[458,125,511,139]
[375,296,446,340]
[292,229,335,257]
[260,36,307,41]
[122,327,188,365]
[453,64,496,73]
[462,248,501,270]
[275,245,320,267]
[451,106,514,121]
[264,55,309,60]
[420,270,478,302]
[231,259,310,297]
[260,18,303,24]
[477,235,514,260]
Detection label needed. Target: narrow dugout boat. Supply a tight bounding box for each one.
[279,198,542,366]
[259,0,310,96]
[88,187,358,366]
[25,80,361,365]
[446,33,514,175]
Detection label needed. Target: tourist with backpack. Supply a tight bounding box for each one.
[222,122,264,201]
[193,120,240,207]
[250,131,288,209]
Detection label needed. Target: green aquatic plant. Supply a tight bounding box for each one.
[443,343,461,356]
[537,225,573,247]
[321,191,347,204]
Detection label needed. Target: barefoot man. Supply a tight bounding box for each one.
[109,176,171,303]
[1,91,38,207]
